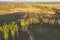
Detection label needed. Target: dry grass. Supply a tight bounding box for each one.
[0,3,60,25]
[0,3,60,15]
[0,3,60,40]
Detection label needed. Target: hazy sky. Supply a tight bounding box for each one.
[0,0,60,2]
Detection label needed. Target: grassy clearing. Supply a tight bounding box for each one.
[0,3,60,40]
[0,3,60,15]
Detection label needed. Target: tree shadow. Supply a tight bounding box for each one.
[0,12,26,25]
[0,8,60,40]
[0,12,26,40]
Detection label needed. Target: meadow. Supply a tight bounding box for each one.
[0,3,60,40]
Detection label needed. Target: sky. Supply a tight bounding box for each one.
[0,0,60,2]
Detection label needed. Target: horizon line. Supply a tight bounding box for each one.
[0,1,60,4]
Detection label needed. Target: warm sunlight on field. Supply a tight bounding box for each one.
[0,3,60,15]
[0,3,60,40]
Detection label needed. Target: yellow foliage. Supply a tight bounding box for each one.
[3,23,9,40]
[0,26,3,31]
[20,19,28,31]
[20,19,25,26]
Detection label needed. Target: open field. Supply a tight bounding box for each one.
[0,3,60,40]
[0,3,60,15]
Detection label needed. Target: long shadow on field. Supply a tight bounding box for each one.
[0,8,60,40]
[0,12,26,40]
[0,12,26,25]
[0,12,30,40]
